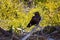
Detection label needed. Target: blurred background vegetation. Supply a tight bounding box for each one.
[0,0,60,33]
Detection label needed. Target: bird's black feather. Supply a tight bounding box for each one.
[27,12,41,27]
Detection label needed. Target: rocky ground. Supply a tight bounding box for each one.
[0,26,60,40]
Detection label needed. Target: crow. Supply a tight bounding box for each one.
[27,12,41,27]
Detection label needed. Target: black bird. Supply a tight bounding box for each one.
[27,12,41,27]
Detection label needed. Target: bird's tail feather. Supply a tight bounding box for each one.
[27,23,32,28]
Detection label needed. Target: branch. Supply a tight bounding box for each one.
[21,25,43,40]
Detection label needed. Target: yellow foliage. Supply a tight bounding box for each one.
[0,0,60,32]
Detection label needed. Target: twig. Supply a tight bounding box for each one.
[21,25,43,40]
